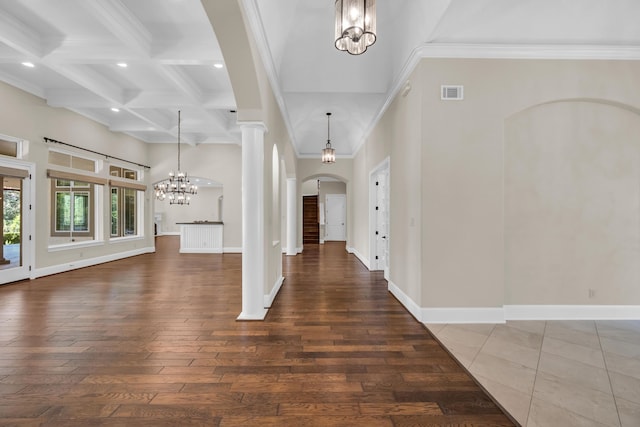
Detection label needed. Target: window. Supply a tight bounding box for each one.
[48,151,96,172]
[109,166,141,238]
[51,179,94,238]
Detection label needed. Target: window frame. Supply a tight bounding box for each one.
[108,165,144,240]
[50,179,95,238]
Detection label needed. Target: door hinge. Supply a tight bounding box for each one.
[29,235,32,241]
[29,174,32,179]
[29,204,32,210]
[29,265,32,271]
[375,206,379,210]
[376,181,379,186]
[375,256,379,260]
[375,231,378,235]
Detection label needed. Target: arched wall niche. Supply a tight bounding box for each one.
[504,98,640,305]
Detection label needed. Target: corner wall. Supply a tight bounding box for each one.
[0,80,154,274]
[354,58,640,322]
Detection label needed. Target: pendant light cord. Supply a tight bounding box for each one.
[326,112,331,148]
[177,110,181,172]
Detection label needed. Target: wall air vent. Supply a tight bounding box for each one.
[441,85,464,100]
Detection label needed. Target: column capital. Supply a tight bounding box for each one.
[238,121,268,133]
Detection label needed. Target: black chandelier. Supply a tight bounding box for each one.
[153,110,197,205]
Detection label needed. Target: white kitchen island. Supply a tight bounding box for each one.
[177,221,223,253]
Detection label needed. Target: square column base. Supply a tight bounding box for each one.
[236,308,268,321]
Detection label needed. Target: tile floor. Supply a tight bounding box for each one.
[426,320,640,427]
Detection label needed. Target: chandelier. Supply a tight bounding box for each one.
[153,110,197,205]
[334,0,376,55]
[321,112,336,164]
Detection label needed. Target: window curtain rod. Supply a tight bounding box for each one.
[44,137,151,169]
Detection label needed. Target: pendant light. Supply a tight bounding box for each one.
[321,112,336,164]
[334,0,377,55]
[153,110,197,205]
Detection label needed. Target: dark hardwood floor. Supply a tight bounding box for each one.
[0,237,514,426]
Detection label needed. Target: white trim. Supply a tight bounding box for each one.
[369,157,390,272]
[180,248,223,254]
[422,307,506,324]
[505,305,640,320]
[388,280,423,323]
[347,246,370,270]
[237,308,268,321]
[109,235,145,244]
[320,239,325,244]
[34,246,155,279]
[223,247,242,253]
[48,240,105,252]
[264,276,284,308]
[296,246,303,254]
[158,232,180,236]
[418,43,640,61]
[0,157,35,283]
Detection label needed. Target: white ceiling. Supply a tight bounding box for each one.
[1,0,639,157]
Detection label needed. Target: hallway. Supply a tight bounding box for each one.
[0,237,512,426]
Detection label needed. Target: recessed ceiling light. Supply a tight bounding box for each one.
[213,62,224,69]
[111,107,120,112]
[22,62,35,68]
[117,62,128,68]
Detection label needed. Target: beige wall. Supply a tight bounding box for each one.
[505,100,640,304]
[154,186,223,233]
[355,58,640,312]
[149,143,242,249]
[0,80,153,271]
[301,179,318,195]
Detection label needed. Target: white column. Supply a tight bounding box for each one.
[238,123,268,320]
[286,178,297,256]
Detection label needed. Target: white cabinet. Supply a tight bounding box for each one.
[178,222,223,253]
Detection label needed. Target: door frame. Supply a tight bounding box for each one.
[324,193,346,241]
[369,157,390,278]
[0,155,35,285]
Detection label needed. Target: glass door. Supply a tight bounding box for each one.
[0,164,32,285]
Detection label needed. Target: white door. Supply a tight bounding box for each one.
[374,168,389,275]
[0,161,33,285]
[325,194,346,241]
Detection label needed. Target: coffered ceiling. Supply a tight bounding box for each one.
[0,1,638,157]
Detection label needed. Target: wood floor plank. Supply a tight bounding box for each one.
[0,237,514,426]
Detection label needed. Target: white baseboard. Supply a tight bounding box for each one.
[505,305,640,320]
[388,281,640,324]
[223,247,242,253]
[320,239,325,244]
[264,276,284,308]
[157,232,180,236]
[388,280,423,322]
[34,247,155,279]
[297,246,303,253]
[422,307,506,324]
[180,248,223,254]
[347,246,370,270]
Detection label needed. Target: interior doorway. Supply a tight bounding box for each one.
[370,158,389,279]
[302,195,319,244]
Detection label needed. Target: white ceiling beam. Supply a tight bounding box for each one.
[0,9,45,58]
[82,0,151,56]
[43,63,125,105]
